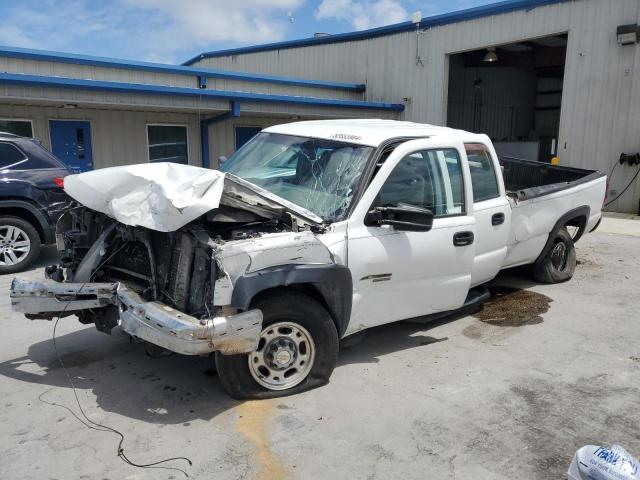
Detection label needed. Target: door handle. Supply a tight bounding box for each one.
[492,212,505,226]
[453,231,474,246]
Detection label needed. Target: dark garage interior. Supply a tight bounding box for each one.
[447,33,568,163]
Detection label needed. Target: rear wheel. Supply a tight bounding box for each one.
[215,290,338,399]
[0,216,41,274]
[532,227,576,283]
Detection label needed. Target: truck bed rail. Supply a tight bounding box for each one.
[500,156,606,201]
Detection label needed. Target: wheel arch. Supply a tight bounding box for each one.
[534,205,589,265]
[0,200,51,243]
[230,264,353,337]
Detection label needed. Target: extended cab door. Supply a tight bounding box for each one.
[464,142,511,286]
[345,139,476,335]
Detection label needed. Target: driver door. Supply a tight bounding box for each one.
[346,139,476,334]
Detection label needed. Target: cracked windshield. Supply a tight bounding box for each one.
[220,133,373,221]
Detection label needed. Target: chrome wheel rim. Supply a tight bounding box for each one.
[248,322,315,391]
[550,242,567,271]
[0,225,31,266]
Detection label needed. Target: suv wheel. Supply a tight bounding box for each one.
[0,216,41,274]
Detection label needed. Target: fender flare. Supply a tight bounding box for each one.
[0,199,53,243]
[534,205,590,265]
[230,264,353,337]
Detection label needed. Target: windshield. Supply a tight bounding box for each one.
[220,132,373,221]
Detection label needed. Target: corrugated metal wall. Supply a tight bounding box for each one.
[0,102,389,170]
[0,104,201,168]
[197,0,640,213]
[0,57,361,101]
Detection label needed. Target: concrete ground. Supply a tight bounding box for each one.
[1,217,639,480]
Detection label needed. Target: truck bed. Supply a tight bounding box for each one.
[499,156,605,201]
[499,156,607,270]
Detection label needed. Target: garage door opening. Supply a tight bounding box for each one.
[446,34,567,163]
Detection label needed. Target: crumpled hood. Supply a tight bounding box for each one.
[64,163,226,232]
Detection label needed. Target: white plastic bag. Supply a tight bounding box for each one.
[568,445,639,480]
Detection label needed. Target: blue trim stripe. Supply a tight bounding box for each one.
[184,0,568,63]
[0,45,365,92]
[0,72,403,111]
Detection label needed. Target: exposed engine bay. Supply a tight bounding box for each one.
[51,205,296,333]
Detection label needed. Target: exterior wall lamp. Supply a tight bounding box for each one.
[617,24,640,46]
[483,47,498,62]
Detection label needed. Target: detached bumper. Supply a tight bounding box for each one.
[10,277,262,356]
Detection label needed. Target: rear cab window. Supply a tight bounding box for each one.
[465,143,500,202]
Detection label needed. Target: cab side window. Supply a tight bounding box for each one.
[465,143,500,202]
[376,148,464,217]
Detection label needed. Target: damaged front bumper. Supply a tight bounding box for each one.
[10,277,262,356]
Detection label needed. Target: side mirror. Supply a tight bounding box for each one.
[365,203,434,232]
[218,155,228,165]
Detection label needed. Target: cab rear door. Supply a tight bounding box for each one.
[464,142,511,286]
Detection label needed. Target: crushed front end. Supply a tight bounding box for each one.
[10,207,267,355]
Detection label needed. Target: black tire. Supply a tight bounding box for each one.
[0,216,41,274]
[532,227,576,283]
[215,289,339,400]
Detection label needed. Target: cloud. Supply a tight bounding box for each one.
[315,0,407,30]
[0,0,303,63]
[127,0,304,47]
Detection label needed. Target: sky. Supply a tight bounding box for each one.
[0,0,493,65]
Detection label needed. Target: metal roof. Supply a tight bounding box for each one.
[183,0,570,65]
[0,45,365,92]
[0,72,403,111]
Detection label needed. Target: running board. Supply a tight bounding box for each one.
[405,286,490,324]
[462,286,490,309]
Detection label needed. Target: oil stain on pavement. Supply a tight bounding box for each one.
[474,287,552,326]
[236,400,288,480]
[463,287,552,342]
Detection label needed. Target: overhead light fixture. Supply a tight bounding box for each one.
[617,24,640,45]
[483,47,498,62]
[63,103,78,109]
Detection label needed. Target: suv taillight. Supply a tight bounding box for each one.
[53,177,64,188]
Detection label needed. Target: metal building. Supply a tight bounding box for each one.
[1,0,639,212]
[0,47,402,172]
[186,0,640,214]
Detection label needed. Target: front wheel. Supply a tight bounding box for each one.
[532,227,576,283]
[215,290,339,400]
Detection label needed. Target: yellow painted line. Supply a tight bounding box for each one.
[236,400,289,480]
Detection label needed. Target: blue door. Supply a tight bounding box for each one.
[49,120,93,172]
[235,126,262,150]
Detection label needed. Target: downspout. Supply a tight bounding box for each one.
[200,100,241,169]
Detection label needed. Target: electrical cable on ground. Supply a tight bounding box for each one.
[39,243,193,477]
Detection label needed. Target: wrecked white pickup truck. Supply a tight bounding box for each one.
[11,120,606,399]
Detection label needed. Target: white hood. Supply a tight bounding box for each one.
[64,163,225,232]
